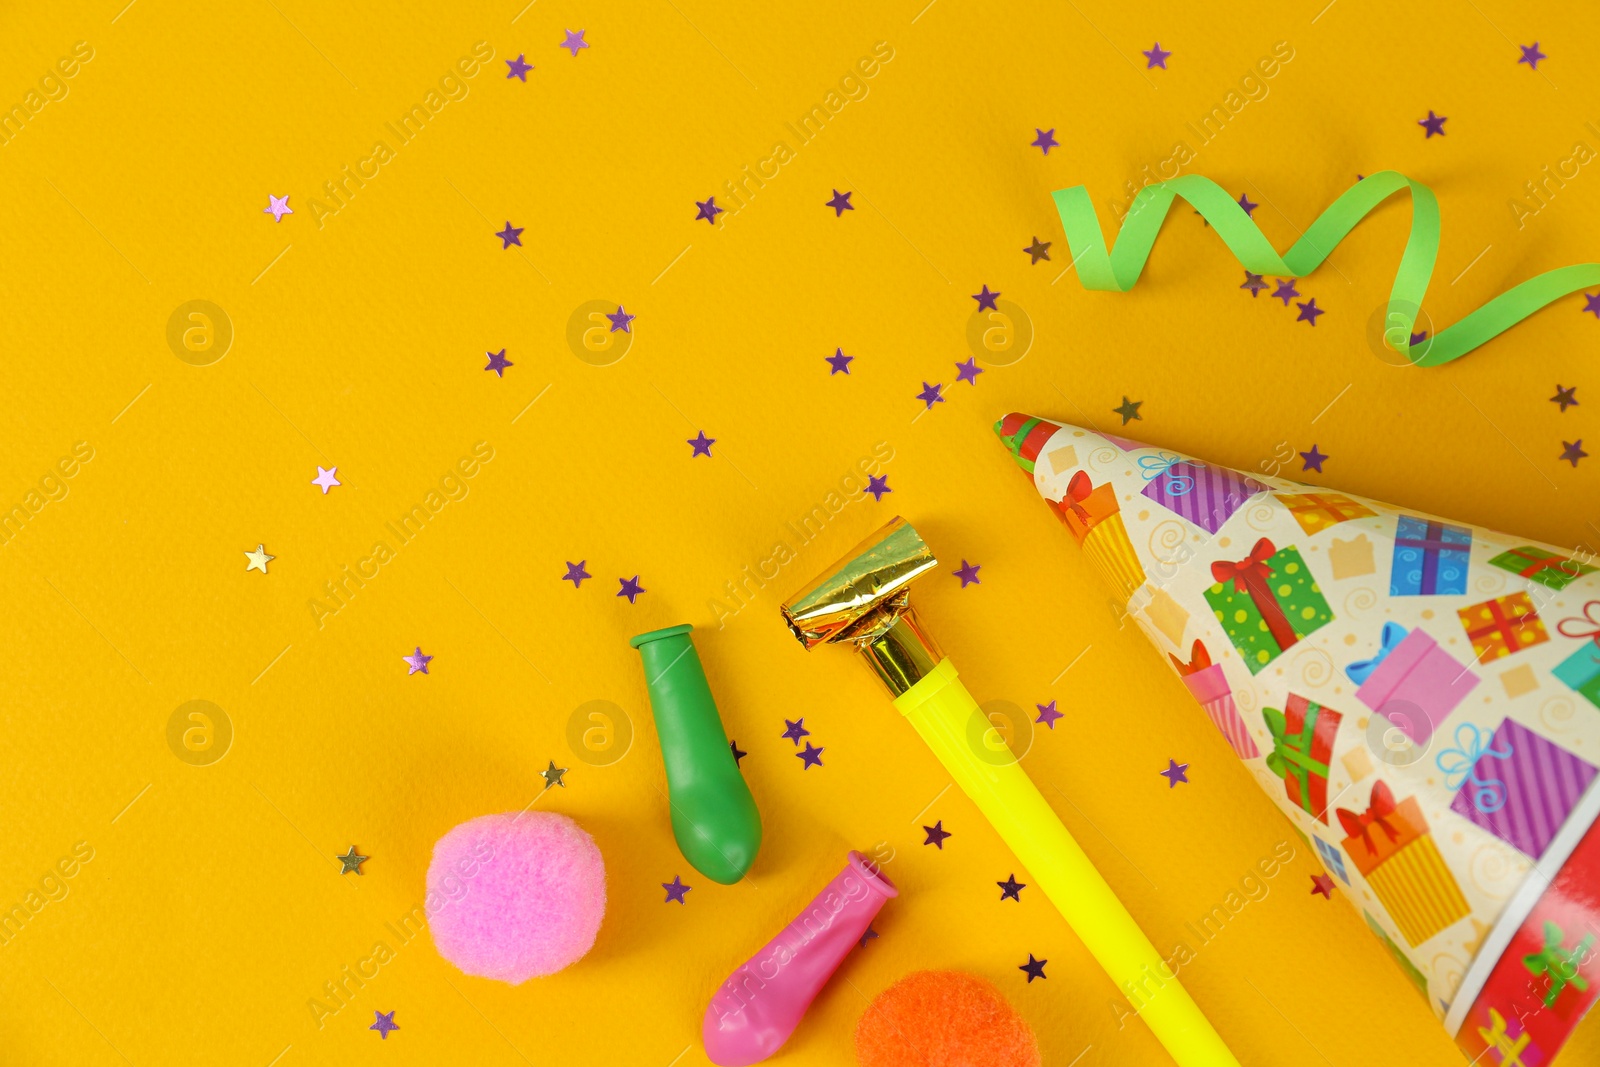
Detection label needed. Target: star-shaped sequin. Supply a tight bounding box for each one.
[1113,396,1143,424]
[1296,298,1324,325]
[606,305,634,332]
[858,926,879,948]
[826,348,853,374]
[1160,758,1189,787]
[696,197,723,224]
[617,575,645,603]
[955,358,983,385]
[1035,700,1062,729]
[1300,444,1328,473]
[730,739,747,765]
[1584,292,1600,317]
[338,846,368,875]
[1241,271,1269,297]
[1561,440,1588,466]
[917,382,945,409]
[1552,385,1579,412]
[370,1010,398,1039]
[1019,954,1048,982]
[922,820,952,849]
[541,760,567,789]
[404,647,432,675]
[506,54,533,80]
[1518,43,1546,70]
[560,28,589,56]
[865,475,891,501]
[495,221,523,248]
[244,544,274,574]
[688,431,715,457]
[972,284,1001,311]
[826,189,854,216]
[312,466,341,494]
[797,742,825,769]
[562,560,590,588]
[1238,193,1257,216]
[998,874,1025,902]
[1031,128,1058,155]
[662,876,690,904]
[264,194,293,222]
[1272,278,1300,306]
[484,348,513,376]
[782,718,810,745]
[1311,873,1335,899]
[1143,42,1172,69]
[1418,110,1448,138]
[1024,237,1051,264]
[953,560,981,587]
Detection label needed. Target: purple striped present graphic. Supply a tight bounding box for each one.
[1139,453,1268,534]
[1444,718,1598,860]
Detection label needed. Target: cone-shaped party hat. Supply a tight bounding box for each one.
[996,413,1600,1064]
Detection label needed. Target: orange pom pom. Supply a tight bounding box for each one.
[854,970,1041,1067]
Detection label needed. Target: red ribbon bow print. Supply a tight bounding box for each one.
[1336,780,1402,854]
[1210,538,1277,591]
[1558,601,1600,646]
[1063,470,1095,524]
[1169,640,1212,676]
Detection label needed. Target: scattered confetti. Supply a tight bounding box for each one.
[338,846,368,875]
[797,742,825,769]
[506,54,533,80]
[953,560,981,587]
[916,382,945,409]
[826,189,854,216]
[826,348,853,375]
[1418,110,1448,138]
[955,358,983,385]
[1584,292,1600,317]
[541,760,567,789]
[1271,278,1300,306]
[562,560,590,588]
[858,926,879,948]
[370,1010,399,1039]
[998,874,1025,902]
[1518,43,1547,70]
[560,28,589,57]
[1311,873,1335,899]
[404,647,433,675]
[244,544,274,574]
[865,474,891,501]
[1240,271,1268,297]
[484,348,513,377]
[606,305,634,333]
[1410,330,1429,346]
[1296,298,1324,326]
[972,284,1001,311]
[782,718,810,745]
[617,575,646,603]
[1300,444,1328,473]
[1552,385,1578,412]
[922,820,952,849]
[1237,193,1258,217]
[1561,440,1588,467]
[263,194,292,222]
[1159,758,1189,787]
[495,221,524,248]
[1113,396,1143,424]
[688,431,715,458]
[1031,128,1057,155]
[312,466,341,494]
[662,876,690,904]
[730,739,747,765]
[695,197,723,224]
[1024,237,1051,264]
[1034,701,1062,729]
[1019,954,1048,982]
[1142,42,1172,69]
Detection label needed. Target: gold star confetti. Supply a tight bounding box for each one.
[244,544,275,574]
[541,760,568,789]
[337,846,368,875]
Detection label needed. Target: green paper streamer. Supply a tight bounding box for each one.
[1050,171,1600,366]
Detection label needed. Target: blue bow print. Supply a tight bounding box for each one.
[1436,721,1513,814]
[1345,621,1407,686]
[1137,452,1203,496]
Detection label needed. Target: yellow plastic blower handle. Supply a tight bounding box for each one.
[894,659,1240,1067]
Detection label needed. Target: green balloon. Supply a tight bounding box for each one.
[630,624,762,883]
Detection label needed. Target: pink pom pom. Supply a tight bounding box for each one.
[426,811,606,984]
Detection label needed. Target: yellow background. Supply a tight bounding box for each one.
[3,0,1598,1064]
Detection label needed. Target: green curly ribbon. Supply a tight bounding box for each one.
[1050,171,1600,366]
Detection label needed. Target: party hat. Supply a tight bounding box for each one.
[995,413,1600,1064]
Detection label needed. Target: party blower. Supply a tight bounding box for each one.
[780,518,1240,1067]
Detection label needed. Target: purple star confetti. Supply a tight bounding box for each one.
[263,194,292,222]
[506,54,533,80]
[972,284,1001,311]
[797,742,825,769]
[1113,396,1142,424]
[865,474,891,501]
[922,820,952,849]
[955,358,983,385]
[998,874,1025,901]
[662,876,691,904]
[1241,271,1269,297]
[1300,444,1328,473]
[1296,298,1324,325]
[312,466,341,494]
[953,560,981,587]
[916,382,944,409]
[1418,110,1448,138]
[1238,193,1257,217]
[495,221,523,248]
[1031,128,1057,155]
[370,1010,399,1039]
[1019,954,1048,982]
[1024,237,1051,264]
[1035,700,1062,729]
[1583,292,1600,317]
[1411,330,1429,347]
[1272,278,1300,305]
[826,189,854,216]
[730,739,747,765]
[1143,42,1172,69]
[696,197,723,224]
[561,28,589,56]
[484,349,513,377]
[607,305,634,332]
[562,560,590,588]
[826,348,853,375]
[858,926,879,948]
[617,576,645,603]
[782,718,810,745]
[688,431,715,457]
[1159,758,1189,787]
[1552,385,1578,412]
[404,647,433,675]
[1519,43,1547,70]
[1561,440,1588,467]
